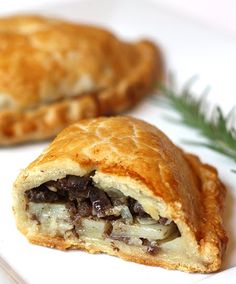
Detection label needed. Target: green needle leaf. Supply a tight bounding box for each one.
[155,78,236,173]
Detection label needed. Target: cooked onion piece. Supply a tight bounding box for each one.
[25,174,180,255]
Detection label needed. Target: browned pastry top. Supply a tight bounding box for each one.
[14,116,227,271]
[0,15,143,110]
[0,15,163,145]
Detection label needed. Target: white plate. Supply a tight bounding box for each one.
[0,0,235,283]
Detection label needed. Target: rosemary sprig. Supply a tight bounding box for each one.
[159,79,236,168]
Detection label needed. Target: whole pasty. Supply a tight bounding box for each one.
[13,116,227,272]
[0,15,163,145]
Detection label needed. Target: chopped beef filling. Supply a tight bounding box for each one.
[25,172,179,255]
[89,186,112,217]
[25,185,62,203]
[141,239,159,255]
[25,173,149,220]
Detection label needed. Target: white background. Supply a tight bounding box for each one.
[1,0,236,36]
[0,0,236,283]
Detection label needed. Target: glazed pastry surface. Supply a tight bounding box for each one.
[0,15,163,144]
[13,116,227,272]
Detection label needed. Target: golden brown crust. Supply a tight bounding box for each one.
[184,154,228,269]
[0,15,164,145]
[27,234,210,272]
[13,116,227,272]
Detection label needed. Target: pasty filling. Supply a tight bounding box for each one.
[24,172,180,255]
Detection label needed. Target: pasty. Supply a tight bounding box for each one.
[0,15,163,145]
[13,116,227,272]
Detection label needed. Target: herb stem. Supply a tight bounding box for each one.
[159,80,236,169]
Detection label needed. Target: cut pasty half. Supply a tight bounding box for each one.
[13,116,227,272]
[0,15,163,145]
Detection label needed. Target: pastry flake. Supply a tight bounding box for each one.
[0,15,163,145]
[13,116,227,272]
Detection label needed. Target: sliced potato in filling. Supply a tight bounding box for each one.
[25,173,180,255]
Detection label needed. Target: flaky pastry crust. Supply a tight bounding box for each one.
[13,116,227,272]
[0,15,163,145]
